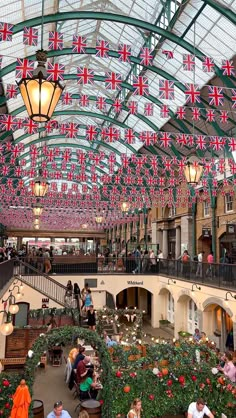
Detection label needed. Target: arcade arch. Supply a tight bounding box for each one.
[116,286,152,319]
[203,298,233,351]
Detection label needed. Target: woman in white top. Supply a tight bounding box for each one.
[127,398,142,418]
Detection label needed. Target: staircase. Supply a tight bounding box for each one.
[15,260,67,307]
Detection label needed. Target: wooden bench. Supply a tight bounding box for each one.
[0,357,26,370]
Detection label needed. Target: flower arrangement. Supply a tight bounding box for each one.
[96,308,143,341]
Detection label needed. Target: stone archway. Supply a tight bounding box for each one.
[202,297,233,350]
[158,287,175,325]
[176,293,201,336]
[116,286,153,319]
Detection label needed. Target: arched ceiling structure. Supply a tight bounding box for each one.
[0,0,235,232]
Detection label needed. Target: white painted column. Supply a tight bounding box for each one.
[151,292,160,328]
[163,229,168,258]
[175,227,181,259]
[151,222,158,245]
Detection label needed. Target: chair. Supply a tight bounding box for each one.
[51,346,63,366]
[74,382,91,413]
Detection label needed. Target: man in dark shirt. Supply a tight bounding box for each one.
[73,346,86,369]
[76,356,90,383]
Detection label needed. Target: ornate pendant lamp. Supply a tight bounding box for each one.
[121,201,130,212]
[184,156,203,186]
[17,50,64,123]
[32,203,43,217]
[32,169,49,197]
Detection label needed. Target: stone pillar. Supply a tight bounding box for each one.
[151,292,160,328]
[175,227,181,259]
[163,229,168,258]
[17,237,22,251]
[151,222,158,245]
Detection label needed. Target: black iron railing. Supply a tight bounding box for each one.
[0,259,14,293]
[15,260,67,306]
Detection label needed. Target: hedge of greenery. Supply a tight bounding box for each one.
[0,327,235,418]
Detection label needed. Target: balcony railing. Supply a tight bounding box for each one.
[14,255,236,291]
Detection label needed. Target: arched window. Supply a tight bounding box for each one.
[167,292,174,324]
[187,299,199,334]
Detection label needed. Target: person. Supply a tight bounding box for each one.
[68,347,79,364]
[200,332,207,343]
[187,398,213,418]
[47,401,71,418]
[73,283,81,310]
[142,250,149,273]
[47,314,57,332]
[149,249,157,272]
[182,250,190,278]
[193,328,201,342]
[44,249,51,274]
[78,412,89,418]
[218,351,236,382]
[65,280,73,305]
[226,329,234,351]
[206,251,214,278]
[79,368,100,400]
[81,283,89,310]
[196,251,204,278]
[132,245,141,274]
[87,305,96,331]
[84,289,93,311]
[10,379,31,418]
[76,356,91,383]
[103,330,111,346]
[127,398,142,418]
[73,346,86,369]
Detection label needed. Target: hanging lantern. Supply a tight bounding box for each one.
[32,169,49,197]
[34,224,40,230]
[17,50,64,123]
[121,201,130,212]
[8,304,19,315]
[33,218,40,226]
[32,203,43,216]
[184,157,203,185]
[0,320,14,336]
[95,216,103,224]
[81,224,88,229]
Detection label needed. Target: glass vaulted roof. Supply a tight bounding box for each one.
[0,0,236,230]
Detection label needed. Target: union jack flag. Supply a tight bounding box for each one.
[192,107,201,121]
[0,115,17,131]
[127,101,138,114]
[221,59,235,76]
[118,43,131,62]
[176,133,188,147]
[15,167,23,177]
[183,54,195,71]
[105,72,122,90]
[140,47,153,66]
[79,94,89,107]
[61,92,73,105]
[72,35,86,53]
[176,107,186,119]
[202,56,214,72]
[77,67,94,84]
[162,50,174,59]
[96,96,106,111]
[196,135,206,150]
[11,145,21,158]
[208,86,224,106]
[30,146,38,159]
[133,76,149,96]
[185,84,201,104]
[210,136,225,151]
[0,22,14,42]
[48,31,63,50]
[47,62,65,81]
[45,120,58,133]
[232,89,236,109]
[63,149,71,162]
[6,84,18,99]
[160,132,171,147]
[96,39,109,58]
[64,123,78,138]
[160,105,169,118]
[23,118,38,134]
[23,26,38,46]
[159,80,175,100]
[144,103,154,116]
[112,99,122,113]
[15,58,34,78]
[219,110,228,124]
[86,126,98,141]
[228,137,236,151]
[125,128,135,144]
[1,165,9,176]
[206,109,215,122]
[139,131,155,146]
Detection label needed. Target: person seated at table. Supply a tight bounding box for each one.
[68,347,79,364]
[77,356,91,383]
[79,368,100,400]
[218,351,236,382]
[103,331,111,345]
[73,346,86,369]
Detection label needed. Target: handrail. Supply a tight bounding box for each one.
[18,260,67,289]
[0,259,14,293]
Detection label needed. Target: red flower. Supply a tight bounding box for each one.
[149,394,155,401]
[191,375,197,381]
[2,380,10,387]
[5,403,10,409]
[206,378,211,385]
[99,400,104,405]
[167,379,173,387]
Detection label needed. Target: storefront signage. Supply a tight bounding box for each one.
[127,280,144,286]
[226,224,236,234]
[202,228,211,238]
[42,298,49,308]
